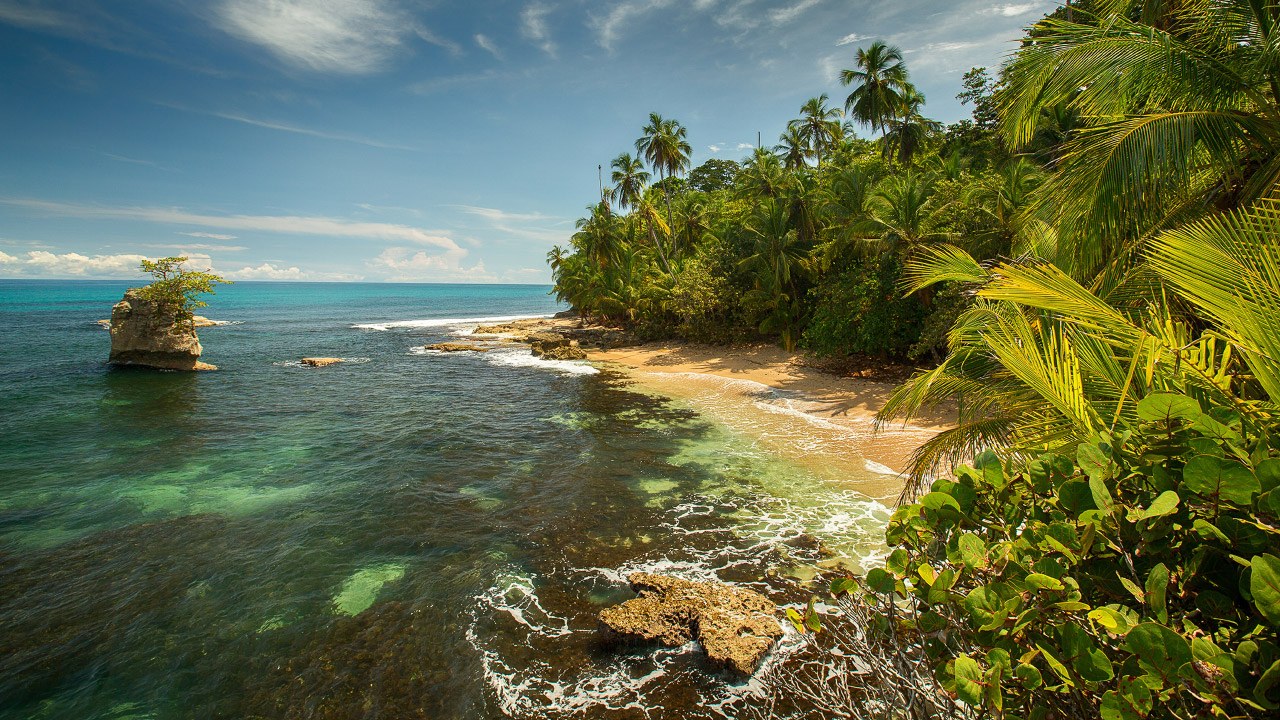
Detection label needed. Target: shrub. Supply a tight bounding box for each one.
[136,256,229,323]
[839,392,1280,719]
[802,255,928,359]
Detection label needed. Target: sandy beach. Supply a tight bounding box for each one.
[474,317,955,501]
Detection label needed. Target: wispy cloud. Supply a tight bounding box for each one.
[982,3,1037,17]
[178,231,239,241]
[592,0,674,52]
[835,32,866,46]
[769,0,823,24]
[159,102,415,150]
[475,33,502,60]
[521,3,557,57]
[2,198,467,258]
[415,26,462,56]
[454,204,569,244]
[215,0,413,74]
[101,152,169,169]
[223,262,361,281]
[369,247,494,283]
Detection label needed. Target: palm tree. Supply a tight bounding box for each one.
[609,153,650,211]
[635,113,693,246]
[858,172,950,260]
[881,199,1280,494]
[740,200,811,350]
[793,94,843,167]
[775,125,809,170]
[882,86,941,165]
[840,40,910,134]
[999,1,1280,277]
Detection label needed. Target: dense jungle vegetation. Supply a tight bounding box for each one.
[551,1,1280,717]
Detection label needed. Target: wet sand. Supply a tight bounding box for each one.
[475,318,954,498]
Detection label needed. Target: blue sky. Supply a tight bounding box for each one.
[0,0,1057,283]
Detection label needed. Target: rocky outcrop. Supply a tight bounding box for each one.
[108,289,215,371]
[599,573,783,675]
[100,315,222,330]
[422,343,490,353]
[301,357,344,367]
[528,332,587,361]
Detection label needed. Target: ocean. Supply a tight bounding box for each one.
[0,280,892,719]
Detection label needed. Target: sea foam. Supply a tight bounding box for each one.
[353,314,553,332]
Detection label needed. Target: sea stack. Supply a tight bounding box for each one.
[108,289,216,371]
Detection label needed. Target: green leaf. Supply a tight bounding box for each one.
[864,567,895,595]
[1124,624,1192,682]
[1089,476,1114,512]
[953,656,984,706]
[920,491,962,514]
[1089,607,1132,635]
[828,577,857,596]
[1078,443,1117,482]
[1194,518,1231,544]
[1257,659,1280,707]
[1183,455,1260,505]
[1015,663,1043,689]
[1138,491,1180,521]
[1100,678,1154,720]
[1250,554,1280,625]
[1146,564,1169,624]
[1259,459,1280,493]
[1024,573,1065,591]
[1136,393,1201,424]
[959,533,987,569]
[917,563,937,586]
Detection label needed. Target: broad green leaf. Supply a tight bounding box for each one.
[1124,623,1192,682]
[1138,491,1179,521]
[1194,518,1231,544]
[1146,564,1169,624]
[1089,607,1132,635]
[917,563,937,586]
[828,577,857,596]
[953,656,984,706]
[959,534,987,569]
[1024,573,1065,591]
[1078,443,1117,482]
[864,568,895,595]
[920,492,962,513]
[1250,554,1280,625]
[1136,393,1201,424]
[1089,475,1114,512]
[1100,678,1154,720]
[1183,455,1260,505]
[1257,659,1280,707]
[1259,459,1280,493]
[1015,663,1043,689]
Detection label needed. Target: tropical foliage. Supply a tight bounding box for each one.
[136,256,228,324]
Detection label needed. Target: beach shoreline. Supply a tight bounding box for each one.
[473,316,955,494]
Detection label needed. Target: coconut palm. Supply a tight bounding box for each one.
[999,0,1280,277]
[609,153,650,212]
[840,40,910,134]
[635,113,693,240]
[882,86,941,165]
[775,125,809,170]
[793,94,843,167]
[740,200,811,350]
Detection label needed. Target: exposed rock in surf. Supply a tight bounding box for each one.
[598,572,783,675]
[529,332,587,361]
[301,357,344,367]
[472,322,530,339]
[108,289,215,371]
[422,342,490,353]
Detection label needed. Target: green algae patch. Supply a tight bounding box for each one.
[332,563,406,616]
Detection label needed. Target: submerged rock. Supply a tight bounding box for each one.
[599,572,783,675]
[301,357,344,367]
[108,289,215,371]
[422,342,490,353]
[528,332,587,361]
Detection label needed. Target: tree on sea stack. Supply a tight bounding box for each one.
[136,256,228,328]
[107,257,229,372]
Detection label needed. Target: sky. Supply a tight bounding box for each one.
[0,0,1058,283]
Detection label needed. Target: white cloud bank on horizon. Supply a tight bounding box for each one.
[0,248,363,281]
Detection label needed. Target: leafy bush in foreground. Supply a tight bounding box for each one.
[841,392,1280,719]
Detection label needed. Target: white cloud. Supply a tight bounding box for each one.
[736,142,754,150]
[475,33,502,59]
[179,231,239,241]
[983,3,1037,17]
[453,205,569,244]
[769,0,823,24]
[182,107,416,150]
[592,0,674,51]
[4,198,466,258]
[222,262,361,281]
[169,243,249,252]
[415,26,462,56]
[707,144,722,153]
[0,250,151,278]
[521,3,557,57]
[454,205,559,224]
[216,0,412,74]
[369,247,495,282]
[836,32,866,46]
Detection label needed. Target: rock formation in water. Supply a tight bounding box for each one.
[422,343,490,353]
[528,332,588,361]
[599,572,783,675]
[108,289,215,371]
[301,357,344,367]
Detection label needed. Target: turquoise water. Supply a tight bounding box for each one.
[0,280,890,719]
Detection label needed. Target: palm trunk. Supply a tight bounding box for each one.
[661,167,676,268]
[647,216,672,274]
